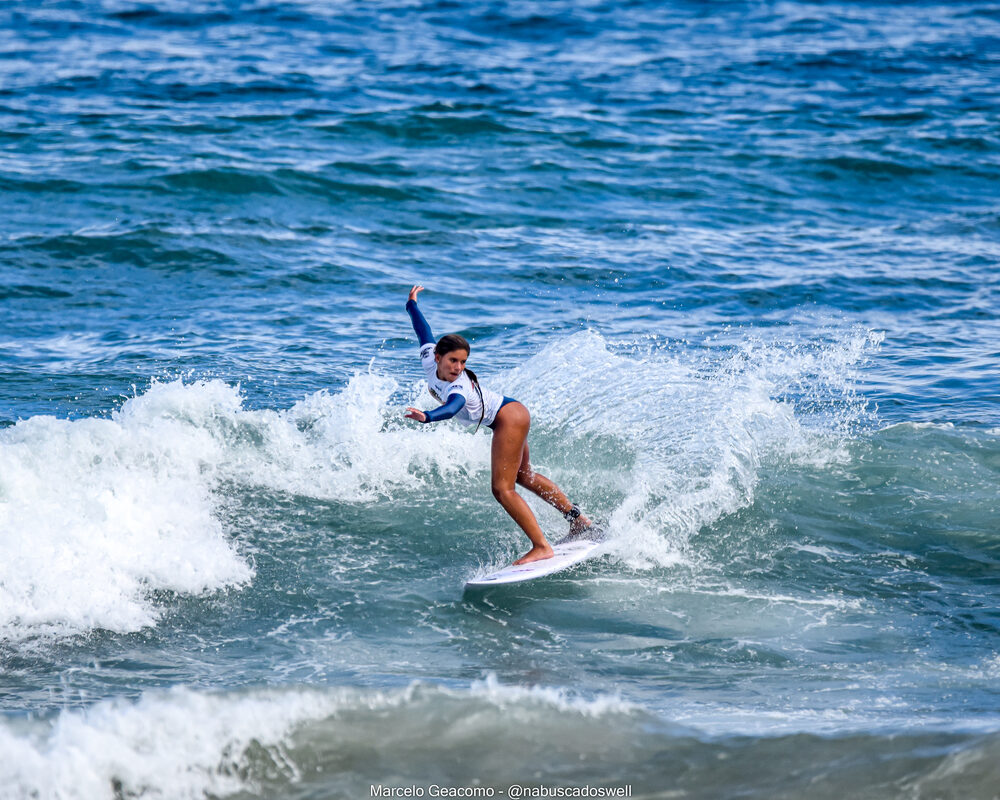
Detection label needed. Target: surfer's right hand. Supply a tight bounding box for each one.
[408,285,424,302]
[404,407,427,423]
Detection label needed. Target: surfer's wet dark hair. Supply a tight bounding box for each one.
[435,334,470,358]
[436,333,484,430]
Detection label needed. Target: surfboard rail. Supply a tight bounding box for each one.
[464,536,603,588]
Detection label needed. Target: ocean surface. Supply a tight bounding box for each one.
[2,1,999,797]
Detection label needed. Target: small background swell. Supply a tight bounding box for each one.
[3,682,1000,800]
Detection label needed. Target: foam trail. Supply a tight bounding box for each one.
[503,328,881,568]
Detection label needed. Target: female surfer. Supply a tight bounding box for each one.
[403,285,594,565]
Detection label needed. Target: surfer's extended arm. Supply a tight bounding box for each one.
[406,286,434,347]
[423,393,466,423]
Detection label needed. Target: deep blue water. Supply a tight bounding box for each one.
[2,2,1000,798]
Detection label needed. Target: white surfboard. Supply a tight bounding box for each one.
[465,535,603,588]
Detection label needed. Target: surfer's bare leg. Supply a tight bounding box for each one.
[490,402,553,565]
[516,444,593,535]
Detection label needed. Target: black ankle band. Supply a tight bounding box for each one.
[563,504,581,521]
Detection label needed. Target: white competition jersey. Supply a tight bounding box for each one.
[420,342,504,427]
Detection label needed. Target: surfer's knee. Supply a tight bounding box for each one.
[491,484,516,503]
[516,468,534,487]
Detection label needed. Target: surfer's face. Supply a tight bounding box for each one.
[435,349,468,382]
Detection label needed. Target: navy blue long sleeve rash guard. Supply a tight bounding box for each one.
[407,299,467,423]
[406,299,434,347]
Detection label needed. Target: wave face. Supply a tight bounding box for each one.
[2,0,1000,797]
[0,373,488,642]
[1,328,881,642]
[0,381,253,641]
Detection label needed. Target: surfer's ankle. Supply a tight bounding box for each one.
[564,504,589,532]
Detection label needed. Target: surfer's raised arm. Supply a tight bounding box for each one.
[404,285,466,424]
[406,284,434,346]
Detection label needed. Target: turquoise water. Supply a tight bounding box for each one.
[2,1,1000,798]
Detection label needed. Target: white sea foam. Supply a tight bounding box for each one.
[683,585,863,611]
[225,372,488,501]
[0,687,339,800]
[502,328,879,569]
[0,401,251,641]
[0,374,487,642]
[467,672,641,717]
[881,420,956,432]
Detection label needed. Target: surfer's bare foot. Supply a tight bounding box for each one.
[514,544,554,565]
